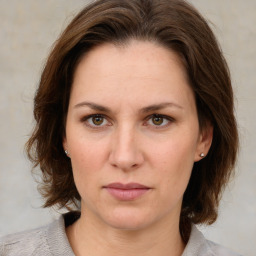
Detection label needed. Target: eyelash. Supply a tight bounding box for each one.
[145,114,174,128]
[81,114,174,129]
[81,114,111,129]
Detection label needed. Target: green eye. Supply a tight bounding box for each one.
[152,116,164,125]
[92,116,104,125]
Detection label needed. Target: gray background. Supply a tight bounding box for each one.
[0,1,255,255]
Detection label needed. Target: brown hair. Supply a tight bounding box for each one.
[26,0,238,241]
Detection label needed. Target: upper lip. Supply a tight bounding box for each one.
[104,182,150,189]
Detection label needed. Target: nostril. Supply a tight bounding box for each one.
[109,153,142,171]
[108,132,144,170]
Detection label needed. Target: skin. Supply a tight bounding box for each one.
[63,40,213,256]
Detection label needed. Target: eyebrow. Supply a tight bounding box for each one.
[74,102,111,112]
[74,101,183,113]
[139,102,183,113]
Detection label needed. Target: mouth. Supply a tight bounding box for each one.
[103,183,151,201]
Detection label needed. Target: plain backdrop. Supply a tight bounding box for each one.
[0,1,255,255]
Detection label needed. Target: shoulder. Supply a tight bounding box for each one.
[182,225,242,256]
[0,224,50,256]
[205,239,242,256]
[0,212,76,256]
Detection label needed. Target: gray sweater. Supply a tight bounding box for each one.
[0,212,241,256]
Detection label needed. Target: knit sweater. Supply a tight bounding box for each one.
[0,212,241,256]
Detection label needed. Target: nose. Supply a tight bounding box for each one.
[109,126,144,171]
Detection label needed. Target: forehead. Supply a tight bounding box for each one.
[70,40,194,109]
[74,40,187,80]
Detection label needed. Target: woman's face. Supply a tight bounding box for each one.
[64,40,212,230]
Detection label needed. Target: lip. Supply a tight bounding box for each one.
[103,183,151,201]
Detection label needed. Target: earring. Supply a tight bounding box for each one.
[64,150,69,156]
[200,153,205,158]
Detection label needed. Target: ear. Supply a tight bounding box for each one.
[63,136,68,153]
[194,123,213,162]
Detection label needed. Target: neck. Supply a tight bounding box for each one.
[66,210,185,256]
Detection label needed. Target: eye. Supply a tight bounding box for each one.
[146,114,172,127]
[82,114,110,128]
[91,116,105,126]
[152,116,165,125]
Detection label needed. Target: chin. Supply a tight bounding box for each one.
[102,208,155,231]
[106,218,152,231]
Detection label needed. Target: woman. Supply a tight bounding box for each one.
[0,0,240,255]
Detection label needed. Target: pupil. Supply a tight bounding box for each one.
[153,116,163,125]
[93,116,103,125]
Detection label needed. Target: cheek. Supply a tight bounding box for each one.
[150,137,197,192]
[68,137,109,190]
[151,137,196,169]
[69,128,108,166]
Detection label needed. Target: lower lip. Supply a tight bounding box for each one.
[105,188,150,201]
